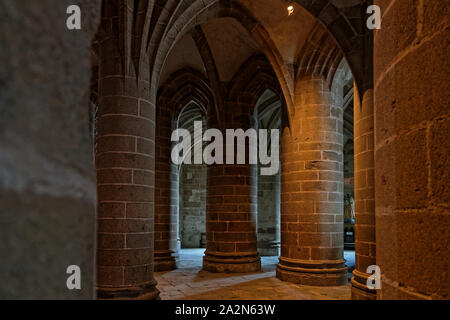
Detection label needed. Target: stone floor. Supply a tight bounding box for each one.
[155,249,354,300]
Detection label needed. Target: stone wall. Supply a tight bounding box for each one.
[374,0,449,300]
[179,165,207,248]
[0,0,100,299]
[257,172,281,256]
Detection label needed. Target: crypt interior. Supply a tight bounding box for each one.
[0,0,448,300]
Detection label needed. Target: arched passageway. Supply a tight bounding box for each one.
[90,0,446,301]
[177,105,207,251]
[148,2,362,296]
[93,0,369,300]
[2,0,448,302]
[255,89,282,257]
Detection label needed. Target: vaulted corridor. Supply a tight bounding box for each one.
[0,0,448,301]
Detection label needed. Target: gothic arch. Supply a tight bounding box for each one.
[150,1,293,126]
[297,24,344,90]
[153,68,213,271]
[227,55,286,128]
[147,0,370,137]
[157,68,214,119]
[97,0,370,105]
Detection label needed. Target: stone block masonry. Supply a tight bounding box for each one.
[277,76,347,286]
[374,0,450,300]
[95,7,158,299]
[180,165,207,248]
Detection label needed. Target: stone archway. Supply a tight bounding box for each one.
[155,69,213,271]
[2,0,448,302]
[94,0,373,298]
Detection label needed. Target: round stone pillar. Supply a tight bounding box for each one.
[203,103,261,273]
[374,0,449,300]
[277,76,347,286]
[154,104,178,271]
[351,85,376,299]
[96,33,159,299]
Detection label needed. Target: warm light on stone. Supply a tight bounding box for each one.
[0,0,447,302]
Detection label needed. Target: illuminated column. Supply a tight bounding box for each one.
[351,84,376,299]
[277,75,347,286]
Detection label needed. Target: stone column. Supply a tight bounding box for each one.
[374,0,449,300]
[96,32,159,299]
[203,103,261,273]
[154,105,178,271]
[351,84,376,299]
[277,76,347,286]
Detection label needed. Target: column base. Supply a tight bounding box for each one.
[276,256,348,286]
[97,281,160,300]
[154,250,178,272]
[203,251,261,273]
[351,270,377,300]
